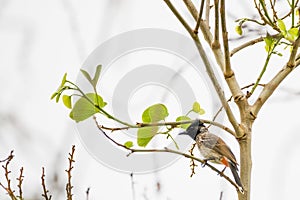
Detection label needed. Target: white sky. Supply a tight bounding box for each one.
[0,0,300,200]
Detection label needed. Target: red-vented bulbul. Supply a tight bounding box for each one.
[179,120,244,193]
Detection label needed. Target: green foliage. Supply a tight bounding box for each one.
[62,95,72,109]
[176,116,191,129]
[69,93,107,122]
[80,65,102,88]
[137,127,158,147]
[277,19,299,42]
[124,141,134,148]
[51,73,68,102]
[264,34,276,53]
[51,65,207,148]
[235,25,243,36]
[142,103,169,123]
[192,101,205,115]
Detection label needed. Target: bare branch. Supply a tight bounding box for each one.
[41,167,52,200]
[230,33,281,56]
[0,151,17,200]
[97,118,236,137]
[16,167,24,200]
[230,36,264,56]
[220,0,232,76]
[188,143,198,177]
[86,188,90,200]
[94,120,243,193]
[194,0,206,34]
[182,0,198,20]
[65,145,75,200]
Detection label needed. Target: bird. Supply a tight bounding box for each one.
[179,119,244,193]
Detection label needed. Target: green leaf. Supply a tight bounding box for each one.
[142,104,169,123]
[80,69,93,85]
[92,65,102,87]
[124,141,134,148]
[287,28,299,41]
[264,35,275,52]
[50,92,58,100]
[137,127,158,147]
[69,93,107,122]
[235,25,243,36]
[192,102,201,113]
[176,116,191,129]
[277,19,286,33]
[80,65,102,88]
[192,102,205,115]
[56,92,62,103]
[51,73,67,100]
[62,95,72,109]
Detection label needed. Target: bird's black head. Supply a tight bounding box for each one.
[179,120,205,141]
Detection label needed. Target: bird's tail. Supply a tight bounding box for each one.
[229,162,244,194]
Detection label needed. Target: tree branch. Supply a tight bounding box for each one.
[252,34,300,116]
[65,145,75,200]
[94,118,243,193]
[164,0,242,136]
[98,118,236,139]
[220,0,232,77]
[41,167,52,200]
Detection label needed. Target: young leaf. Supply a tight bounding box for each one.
[287,28,299,42]
[235,25,243,36]
[176,116,191,129]
[277,19,286,33]
[192,102,205,115]
[192,102,200,113]
[142,104,169,123]
[50,92,58,100]
[264,35,274,52]
[60,73,67,88]
[62,95,72,109]
[124,141,134,148]
[51,73,67,100]
[137,127,158,147]
[80,69,93,85]
[92,65,102,87]
[69,93,107,122]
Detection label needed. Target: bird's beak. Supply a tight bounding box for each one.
[178,131,188,135]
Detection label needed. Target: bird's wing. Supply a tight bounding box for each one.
[201,133,238,165]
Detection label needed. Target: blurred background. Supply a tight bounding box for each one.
[0,0,299,199]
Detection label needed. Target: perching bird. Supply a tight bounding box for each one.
[179,120,244,193]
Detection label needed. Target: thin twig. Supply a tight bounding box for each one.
[16,167,24,200]
[0,150,17,200]
[230,33,281,56]
[66,145,75,200]
[194,0,206,33]
[93,118,243,193]
[230,36,264,56]
[219,191,224,200]
[86,188,90,200]
[97,118,235,137]
[130,173,136,200]
[188,143,198,177]
[41,167,52,200]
